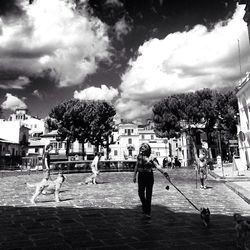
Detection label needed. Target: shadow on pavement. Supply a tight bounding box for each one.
[0,204,246,250]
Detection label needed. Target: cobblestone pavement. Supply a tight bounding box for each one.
[0,169,250,249]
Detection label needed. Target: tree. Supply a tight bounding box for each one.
[87,101,116,159]
[49,99,80,156]
[153,88,239,164]
[48,99,116,158]
[44,116,58,133]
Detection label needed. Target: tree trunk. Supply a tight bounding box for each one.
[81,141,85,159]
[66,139,70,157]
[106,136,110,160]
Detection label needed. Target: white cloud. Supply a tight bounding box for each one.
[32,89,43,99]
[1,93,27,111]
[74,84,119,101]
[0,76,31,89]
[0,0,111,87]
[114,17,132,40]
[117,5,250,120]
[115,99,152,121]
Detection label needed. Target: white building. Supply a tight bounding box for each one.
[236,73,250,170]
[8,108,45,136]
[26,119,191,166]
[0,120,29,156]
[108,120,191,165]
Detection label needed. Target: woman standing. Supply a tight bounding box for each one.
[133,143,169,219]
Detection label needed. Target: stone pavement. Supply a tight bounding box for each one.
[210,165,250,205]
[0,169,250,249]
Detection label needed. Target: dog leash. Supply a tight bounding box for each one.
[167,178,200,212]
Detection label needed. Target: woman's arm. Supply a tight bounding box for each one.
[152,158,170,180]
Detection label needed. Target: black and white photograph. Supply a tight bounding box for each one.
[0,0,250,249]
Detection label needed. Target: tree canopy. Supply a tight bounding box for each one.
[152,88,238,160]
[48,99,116,156]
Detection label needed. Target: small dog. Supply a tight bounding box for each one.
[200,207,210,227]
[85,169,99,184]
[27,172,65,204]
[234,213,250,250]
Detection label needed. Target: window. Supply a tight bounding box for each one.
[114,150,118,156]
[58,142,62,149]
[141,134,145,140]
[156,152,160,156]
[35,148,39,153]
[128,138,132,144]
[151,135,154,140]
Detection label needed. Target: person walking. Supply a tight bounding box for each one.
[43,144,52,179]
[133,143,169,219]
[198,153,208,189]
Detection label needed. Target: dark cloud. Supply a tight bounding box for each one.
[0,0,25,19]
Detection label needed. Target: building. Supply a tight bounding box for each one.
[235,1,250,169]
[239,0,250,43]
[0,120,29,157]
[25,119,191,166]
[108,120,191,166]
[236,73,250,170]
[8,108,45,136]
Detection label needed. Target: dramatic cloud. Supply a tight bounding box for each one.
[74,84,119,101]
[1,93,27,111]
[0,76,30,89]
[0,0,111,87]
[117,5,250,120]
[114,16,132,41]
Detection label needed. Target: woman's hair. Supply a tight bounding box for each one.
[139,143,151,157]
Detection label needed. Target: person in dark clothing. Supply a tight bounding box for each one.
[43,144,52,178]
[174,156,181,168]
[133,143,169,219]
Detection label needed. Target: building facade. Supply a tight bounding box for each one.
[236,73,250,170]
[0,120,29,157]
[8,108,45,136]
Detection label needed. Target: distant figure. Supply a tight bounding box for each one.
[85,152,102,184]
[163,157,168,168]
[198,154,208,189]
[43,144,53,179]
[174,156,181,168]
[167,155,172,168]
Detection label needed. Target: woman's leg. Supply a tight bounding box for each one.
[138,172,146,213]
[144,172,154,216]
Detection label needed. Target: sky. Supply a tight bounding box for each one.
[0,0,249,122]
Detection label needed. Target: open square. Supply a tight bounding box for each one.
[0,169,250,249]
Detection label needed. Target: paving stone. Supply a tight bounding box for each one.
[0,169,249,249]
